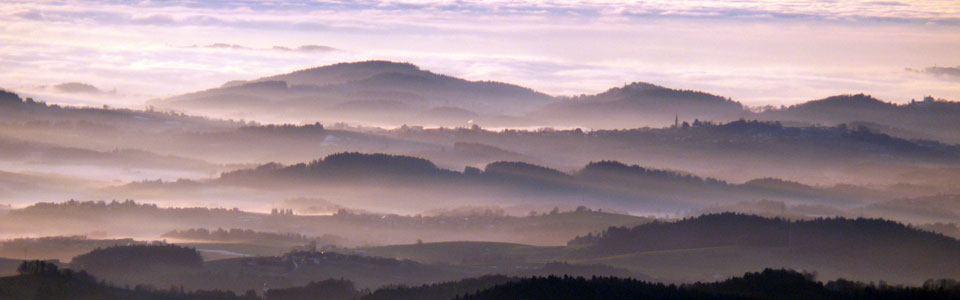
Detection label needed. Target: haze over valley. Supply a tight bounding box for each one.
[2,1,959,299]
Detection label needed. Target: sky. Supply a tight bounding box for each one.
[0,0,959,109]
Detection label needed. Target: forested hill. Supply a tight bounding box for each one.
[568,213,960,283]
[207,151,892,213]
[5,263,958,300]
[219,152,457,183]
[457,269,960,300]
[0,89,236,131]
[569,213,959,252]
[537,81,748,128]
[70,244,203,275]
[759,94,960,143]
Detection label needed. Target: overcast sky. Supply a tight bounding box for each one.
[1,0,958,108]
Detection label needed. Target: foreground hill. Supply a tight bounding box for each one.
[458,269,960,300]
[64,244,469,292]
[0,257,21,276]
[567,213,960,284]
[0,236,142,262]
[155,61,555,125]
[4,263,958,300]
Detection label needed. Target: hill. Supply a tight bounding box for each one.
[536,82,748,128]
[205,151,906,215]
[458,269,960,300]
[0,261,117,300]
[1,200,646,247]
[0,260,261,300]
[0,135,222,174]
[567,213,960,283]
[0,88,236,132]
[70,244,203,276]
[0,90,438,169]
[0,257,21,276]
[759,94,960,143]
[63,246,473,292]
[223,152,454,180]
[155,61,555,125]
[378,120,960,191]
[3,262,958,300]
[0,236,142,262]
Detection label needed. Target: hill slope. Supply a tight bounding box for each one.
[156,60,555,124]
[568,213,960,283]
[759,94,960,143]
[536,82,748,128]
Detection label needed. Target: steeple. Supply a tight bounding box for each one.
[675,114,679,128]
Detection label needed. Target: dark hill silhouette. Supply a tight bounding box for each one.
[126,62,960,142]
[760,94,960,143]
[220,153,733,190]
[156,61,555,124]
[578,161,726,186]
[483,161,568,180]
[264,278,360,300]
[0,89,20,104]
[0,261,116,300]
[196,250,469,291]
[0,257,21,276]
[535,82,748,128]
[359,275,514,300]
[149,62,960,142]
[760,94,895,125]
[381,119,960,188]
[449,142,529,163]
[568,213,960,283]
[511,262,644,280]
[2,200,648,247]
[0,90,439,172]
[0,236,142,262]
[207,151,888,214]
[259,60,425,86]
[67,244,215,293]
[3,263,958,300]
[458,269,960,300]
[791,94,892,111]
[0,89,235,131]
[219,152,457,184]
[70,244,203,275]
[0,260,261,300]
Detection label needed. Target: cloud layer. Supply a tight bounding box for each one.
[0,0,958,109]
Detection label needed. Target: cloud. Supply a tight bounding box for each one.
[11,9,42,20]
[908,66,960,80]
[6,0,960,31]
[1,0,959,110]
[273,45,338,53]
[206,43,249,50]
[865,1,909,7]
[130,14,177,25]
[194,43,337,52]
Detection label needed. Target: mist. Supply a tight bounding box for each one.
[2,2,960,299]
